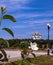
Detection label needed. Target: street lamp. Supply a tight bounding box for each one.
[47,23,51,55]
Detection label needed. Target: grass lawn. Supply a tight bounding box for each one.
[9,55,53,65]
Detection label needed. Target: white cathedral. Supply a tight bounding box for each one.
[32,32,42,40]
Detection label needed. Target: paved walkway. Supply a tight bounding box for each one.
[5,50,53,60]
[0,50,53,64]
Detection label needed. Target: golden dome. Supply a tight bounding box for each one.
[35,32,39,36]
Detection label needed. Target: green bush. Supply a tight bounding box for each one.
[20,43,28,50]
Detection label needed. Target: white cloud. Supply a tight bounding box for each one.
[10,19,53,29]
[15,12,53,18]
[12,25,26,28]
[27,19,53,25]
[11,24,33,29]
[0,0,30,10]
[9,0,29,4]
[0,0,29,4]
[0,0,39,14]
[14,13,41,19]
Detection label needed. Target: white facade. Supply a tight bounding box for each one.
[32,32,42,40]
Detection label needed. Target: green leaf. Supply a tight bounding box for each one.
[2,28,14,37]
[3,15,16,22]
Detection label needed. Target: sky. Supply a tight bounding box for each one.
[0,0,53,39]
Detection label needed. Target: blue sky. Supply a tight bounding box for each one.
[0,0,53,39]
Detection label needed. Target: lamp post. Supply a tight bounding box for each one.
[47,23,51,55]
